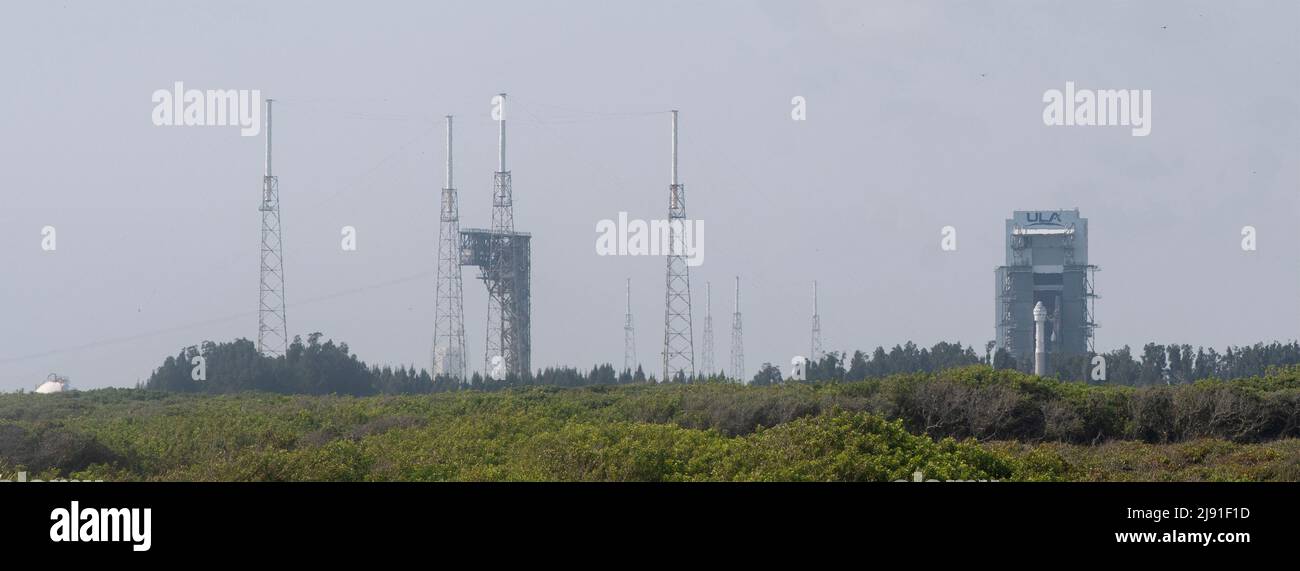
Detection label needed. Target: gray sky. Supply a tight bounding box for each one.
[1,0,1298,390]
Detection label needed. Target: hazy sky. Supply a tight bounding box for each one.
[1,0,1298,390]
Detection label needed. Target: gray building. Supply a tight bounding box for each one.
[995,209,1098,369]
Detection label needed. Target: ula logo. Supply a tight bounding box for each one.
[1024,211,1063,227]
[50,501,151,552]
[151,81,261,136]
[1042,81,1151,137]
[595,212,705,267]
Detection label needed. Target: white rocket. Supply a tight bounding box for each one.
[1033,301,1047,376]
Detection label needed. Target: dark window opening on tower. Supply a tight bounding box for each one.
[1032,273,1064,286]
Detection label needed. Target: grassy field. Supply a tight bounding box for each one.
[2,367,1298,481]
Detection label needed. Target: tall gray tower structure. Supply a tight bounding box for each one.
[624,278,636,373]
[257,98,288,357]
[432,115,467,380]
[730,276,744,381]
[700,281,714,377]
[810,280,823,361]
[661,110,694,382]
[995,209,1098,370]
[465,93,531,379]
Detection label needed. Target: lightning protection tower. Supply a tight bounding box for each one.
[624,278,636,373]
[730,276,744,382]
[811,281,823,361]
[701,281,715,377]
[258,98,288,357]
[661,110,695,382]
[433,115,467,381]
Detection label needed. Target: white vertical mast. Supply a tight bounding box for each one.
[264,99,273,178]
[498,93,507,172]
[445,115,453,189]
[735,276,740,310]
[671,110,678,186]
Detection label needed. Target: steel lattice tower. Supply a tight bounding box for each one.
[624,278,636,373]
[257,98,288,357]
[730,276,744,382]
[480,93,531,379]
[433,115,467,381]
[661,110,694,382]
[811,280,823,361]
[700,281,714,377]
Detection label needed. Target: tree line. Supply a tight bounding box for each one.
[144,334,653,395]
[144,334,1300,395]
[762,341,1300,387]
[1037,342,1300,386]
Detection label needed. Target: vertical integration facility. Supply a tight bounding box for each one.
[995,209,1098,369]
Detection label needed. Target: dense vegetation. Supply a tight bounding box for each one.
[6,365,1299,481]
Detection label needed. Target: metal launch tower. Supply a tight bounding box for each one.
[258,98,288,357]
[661,110,694,382]
[433,115,467,380]
[463,93,531,379]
